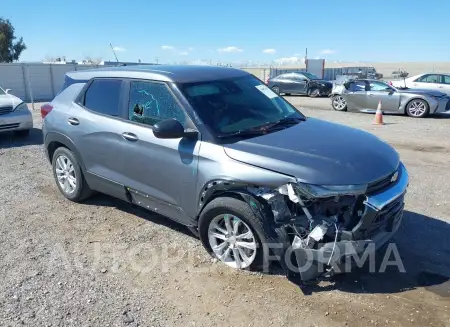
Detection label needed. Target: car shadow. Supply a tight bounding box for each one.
[76,193,450,298]
[82,193,197,239]
[0,127,43,149]
[291,210,450,296]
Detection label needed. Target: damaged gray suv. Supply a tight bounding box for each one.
[42,65,409,281]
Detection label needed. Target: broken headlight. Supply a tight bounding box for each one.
[293,182,367,199]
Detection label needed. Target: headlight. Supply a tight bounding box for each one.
[293,181,367,198]
[14,102,29,112]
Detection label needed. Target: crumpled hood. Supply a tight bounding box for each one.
[0,94,23,108]
[399,88,446,97]
[223,118,399,185]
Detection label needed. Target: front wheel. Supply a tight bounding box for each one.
[198,196,275,271]
[406,99,429,118]
[331,95,348,111]
[308,88,320,98]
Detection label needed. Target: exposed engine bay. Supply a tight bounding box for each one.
[247,181,403,282]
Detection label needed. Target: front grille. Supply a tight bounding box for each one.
[0,123,20,130]
[367,168,399,194]
[0,106,13,115]
[367,193,405,237]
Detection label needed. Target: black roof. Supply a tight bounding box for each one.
[68,65,250,83]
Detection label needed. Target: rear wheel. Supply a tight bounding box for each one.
[198,196,276,271]
[331,95,347,111]
[52,147,92,202]
[406,99,429,118]
[271,86,280,95]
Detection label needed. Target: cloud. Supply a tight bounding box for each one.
[319,49,336,55]
[262,48,276,54]
[179,51,189,56]
[161,45,175,50]
[112,46,126,52]
[188,47,194,51]
[218,46,243,53]
[274,56,305,65]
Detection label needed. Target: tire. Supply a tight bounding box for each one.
[308,88,320,98]
[331,95,348,111]
[405,99,429,118]
[285,93,291,96]
[272,86,280,95]
[198,195,277,271]
[52,147,92,202]
[14,129,30,137]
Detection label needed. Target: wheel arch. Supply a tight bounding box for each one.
[45,132,87,172]
[403,97,430,115]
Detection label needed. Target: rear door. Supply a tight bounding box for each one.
[366,80,401,113]
[71,78,131,201]
[438,74,450,95]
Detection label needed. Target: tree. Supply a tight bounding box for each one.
[0,18,26,63]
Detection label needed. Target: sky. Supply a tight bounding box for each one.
[3,0,450,65]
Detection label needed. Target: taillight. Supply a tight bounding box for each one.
[41,104,53,118]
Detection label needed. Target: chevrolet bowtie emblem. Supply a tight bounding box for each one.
[391,171,399,183]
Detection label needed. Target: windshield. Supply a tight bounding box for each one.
[178,75,305,136]
[301,72,319,80]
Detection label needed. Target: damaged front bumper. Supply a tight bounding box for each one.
[291,163,409,281]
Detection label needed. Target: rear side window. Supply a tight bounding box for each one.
[83,79,122,116]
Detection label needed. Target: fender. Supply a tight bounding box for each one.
[44,132,87,172]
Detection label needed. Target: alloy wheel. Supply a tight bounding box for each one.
[55,155,77,194]
[208,214,257,269]
[408,100,427,117]
[332,96,347,110]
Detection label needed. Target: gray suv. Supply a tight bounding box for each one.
[42,65,409,282]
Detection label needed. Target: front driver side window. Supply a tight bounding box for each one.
[128,81,186,127]
[369,81,392,91]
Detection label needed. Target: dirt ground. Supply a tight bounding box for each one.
[0,100,449,327]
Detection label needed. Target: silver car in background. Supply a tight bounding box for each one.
[330,79,450,118]
[0,87,33,136]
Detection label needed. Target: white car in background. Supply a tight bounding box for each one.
[0,87,33,136]
[389,73,450,95]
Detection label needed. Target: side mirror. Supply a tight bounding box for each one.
[5,89,11,94]
[153,119,197,139]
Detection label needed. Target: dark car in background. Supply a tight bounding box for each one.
[341,66,383,80]
[266,72,333,97]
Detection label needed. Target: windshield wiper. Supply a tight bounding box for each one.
[259,116,306,131]
[217,117,305,139]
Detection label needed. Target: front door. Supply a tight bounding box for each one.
[344,80,369,111]
[116,79,200,225]
[290,74,308,94]
[366,81,401,113]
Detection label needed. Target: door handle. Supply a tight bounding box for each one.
[68,117,79,125]
[121,132,139,142]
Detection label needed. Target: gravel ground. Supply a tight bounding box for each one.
[0,101,449,327]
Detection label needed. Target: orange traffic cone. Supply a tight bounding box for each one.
[372,101,384,125]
